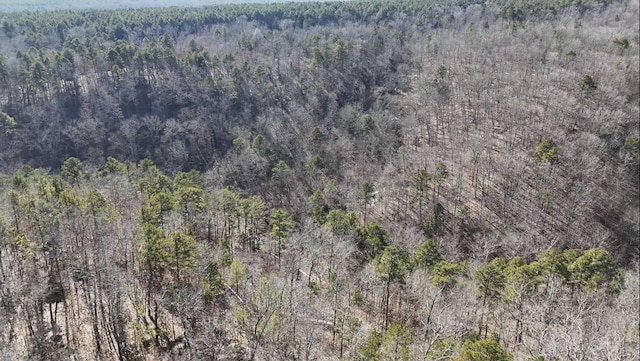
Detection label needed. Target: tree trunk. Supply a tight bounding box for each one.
[424,289,440,341]
[384,279,391,331]
[478,293,487,337]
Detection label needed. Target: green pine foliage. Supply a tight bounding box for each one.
[0,0,636,359]
[533,138,559,165]
[0,111,16,134]
[374,244,411,285]
[381,322,412,361]
[361,222,388,260]
[455,337,513,361]
[411,239,443,270]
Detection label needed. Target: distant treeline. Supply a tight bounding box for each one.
[0,0,325,13]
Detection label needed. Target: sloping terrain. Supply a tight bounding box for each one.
[0,0,638,360]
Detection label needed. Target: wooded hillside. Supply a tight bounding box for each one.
[0,0,638,360]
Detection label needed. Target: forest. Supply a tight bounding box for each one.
[0,0,638,360]
[0,0,299,13]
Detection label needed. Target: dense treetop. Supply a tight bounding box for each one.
[0,0,637,359]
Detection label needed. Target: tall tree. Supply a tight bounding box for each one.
[324,209,359,280]
[411,169,431,225]
[61,157,84,185]
[270,209,294,264]
[229,260,247,295]
[381,321,412,361]
[433,162,448,203]
[502,257,541,343]
[358,181,375,225]
[361,222,388,260]
[203,262,226,307]
[175,185,205,235]
[168,231,197,285]
[374,244,410,330]
[140,223,172,305]
[474,257,506,337]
